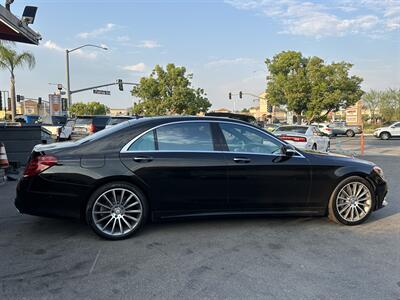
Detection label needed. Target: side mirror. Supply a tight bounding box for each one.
[281,145,296,156]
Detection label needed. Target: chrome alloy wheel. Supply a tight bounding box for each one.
[92,188,143,237]
[336,182,372,222]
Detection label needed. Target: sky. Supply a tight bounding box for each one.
[1,0,399,111]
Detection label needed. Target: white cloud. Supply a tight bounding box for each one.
[225,0,400,38]
[77,23,116,39]
[206,57,256,67]
[136,40,161,48]
[42,40,98,59]
[123,63,147,72]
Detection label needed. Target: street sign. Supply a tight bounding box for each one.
[93,89,111,95]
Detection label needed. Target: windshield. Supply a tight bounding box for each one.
[75,118,92,125]
[109,118,131,125]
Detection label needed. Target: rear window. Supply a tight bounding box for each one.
[52,116,67,125]
[276,126,308,134]
[93,117,110,126]
[75,118,92,125]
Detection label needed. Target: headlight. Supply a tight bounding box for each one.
[373,166,385,179]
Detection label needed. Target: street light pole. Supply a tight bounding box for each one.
[65,49,71,108]
[64,44,108,109]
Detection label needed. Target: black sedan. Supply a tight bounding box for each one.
[15,117,388,240]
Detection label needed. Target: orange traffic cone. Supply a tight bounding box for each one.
[0,142,9,169]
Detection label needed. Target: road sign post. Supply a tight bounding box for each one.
[93,89,111,95]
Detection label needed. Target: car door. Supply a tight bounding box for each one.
[311,126,328,151]
[120,121,228,214]
[392,122,400,136]
[217,122,311,211]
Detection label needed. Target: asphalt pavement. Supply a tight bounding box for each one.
[0,153,399,299]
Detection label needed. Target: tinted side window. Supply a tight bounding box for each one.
[128,130,156,151]
[156,122,214,151]
[93,117,110,126]
[220,123,282,154]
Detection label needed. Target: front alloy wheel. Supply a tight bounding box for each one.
[380,132,390,140]
[87,182,147,239]
[328,176,374,225]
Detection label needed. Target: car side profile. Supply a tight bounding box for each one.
[15,117,388,240]
[374,121,400,140]
[274,125,330,152]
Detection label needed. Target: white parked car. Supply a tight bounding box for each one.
[41,116,74,141]
[274,125,330,152]
[312,123,334,137]
[374,121,400,140]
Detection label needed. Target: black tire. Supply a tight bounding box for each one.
[328,176,375,226]
[380,132,391,140]
[86,182,148,240]
[346,130,355,137]
[312,144,317,151]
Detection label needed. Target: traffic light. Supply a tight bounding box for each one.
[117,79,123,91]
[16,95,21,102]
[38,97,42,105]
[267,103,273,113]
[228,92,232,100]
[0,92,2,110]
[239,91,243,99]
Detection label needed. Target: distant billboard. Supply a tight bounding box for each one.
[49,94,61,116]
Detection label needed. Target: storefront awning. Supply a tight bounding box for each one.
[0,5,40,45]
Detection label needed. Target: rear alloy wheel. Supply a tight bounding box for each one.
[86,182,147,240]
[328,176,374,225]
[346,130,355,137]
[380,132,390,140]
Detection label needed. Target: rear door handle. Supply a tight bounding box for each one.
[233,157,251,163]
[133,156,153,163]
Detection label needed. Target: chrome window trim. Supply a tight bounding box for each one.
[120,120,305,158]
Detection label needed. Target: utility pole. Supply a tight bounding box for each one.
[65,44,108,109]
[65,50,71,108]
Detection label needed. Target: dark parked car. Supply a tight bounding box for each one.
[16,117,388,240]
[72,115,111,138]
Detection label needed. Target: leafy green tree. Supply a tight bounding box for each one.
[0,45,35,121]
[362,90,381,123]
[69,101,109,116]
[131,64,211,116]
[265,51,363,123]
[69,102,87,116]
[379,88,400,122]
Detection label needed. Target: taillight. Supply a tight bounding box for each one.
[326,128,332,132]
[280,135,307,142]
[24,154,58,177]
[87,123,96,133]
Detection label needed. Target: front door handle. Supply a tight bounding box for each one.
[233,157,251,163]
[133,156,153,163]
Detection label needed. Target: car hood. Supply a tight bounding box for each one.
[304,150,375,167]
[374,126,389,131]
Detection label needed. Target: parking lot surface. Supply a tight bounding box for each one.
[0,154,399,300]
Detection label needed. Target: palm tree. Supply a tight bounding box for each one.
[0,45,35,121]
